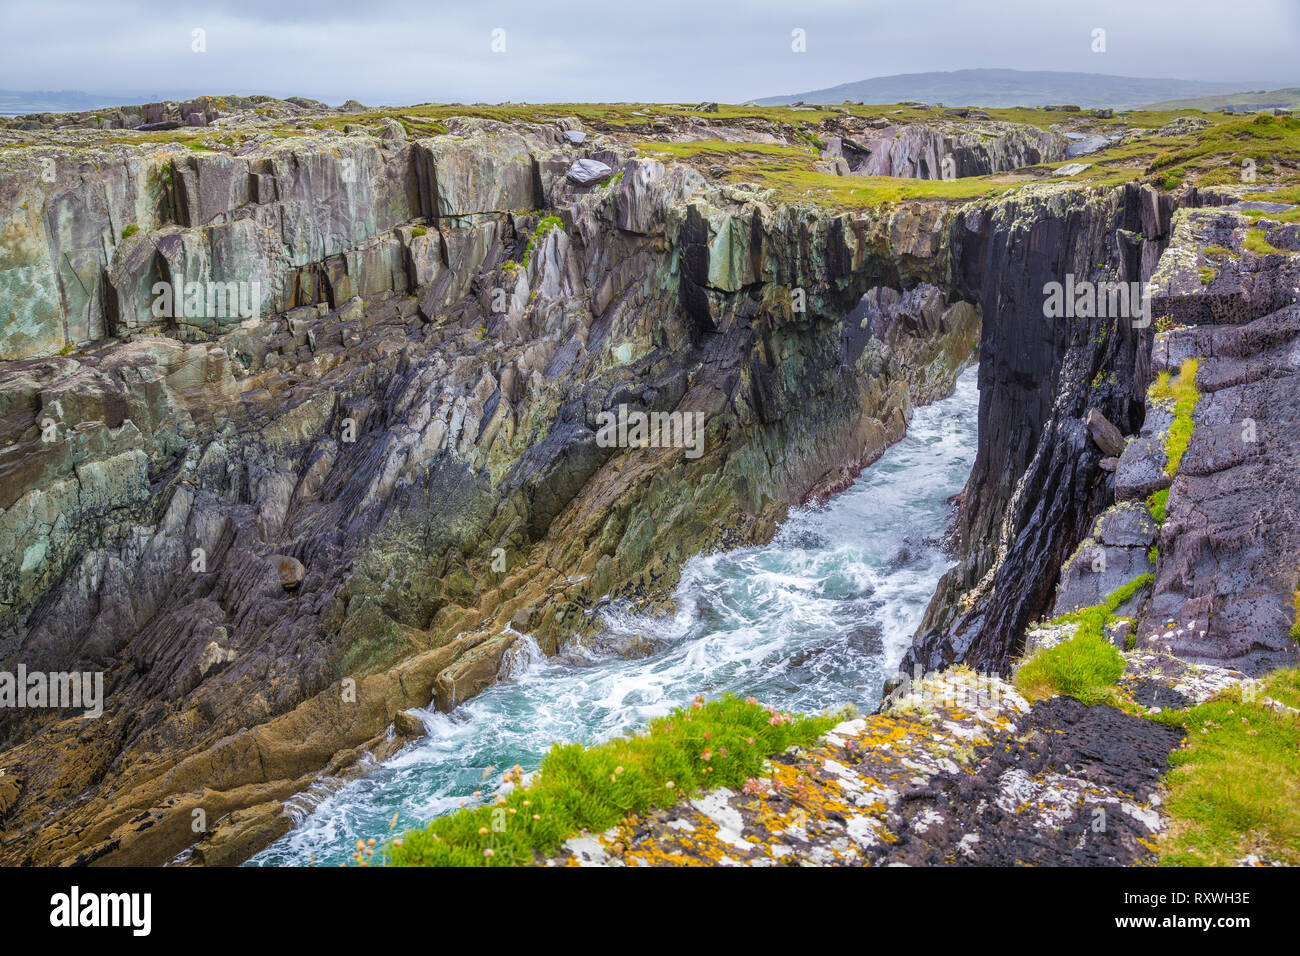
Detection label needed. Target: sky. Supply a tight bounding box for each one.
[0,0,1297,106]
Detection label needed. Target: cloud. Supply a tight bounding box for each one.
[0,0,1294,105]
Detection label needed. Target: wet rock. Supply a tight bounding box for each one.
[393,710,425,737]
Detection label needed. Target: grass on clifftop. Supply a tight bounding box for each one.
[635,138,1013,211]
[1017,575,1153,704]
[1243,227,1296,256]
[380,694,834,866]
[1139,114,1300,190]
[1152,668,1300,866]
[1149,358,1200,476]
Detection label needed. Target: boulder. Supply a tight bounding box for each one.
[393,710,425,737]
[1114,436,1170,500]
[1085,408,1125,457]
[271,554,306,590]
[562,129,586,145]
[377,118,406,141]
[566,158,614,184]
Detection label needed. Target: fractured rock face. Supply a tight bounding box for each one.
[906,182,1171,675]
[0,112,983,868]
[1051,501,1156,617]
[837,120,1066,180]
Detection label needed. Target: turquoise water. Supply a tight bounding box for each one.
[250,365,979,866]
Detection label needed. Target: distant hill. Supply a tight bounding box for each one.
[1143,87,1300,111]
[0,89,197,116]
[754,69,1274,110]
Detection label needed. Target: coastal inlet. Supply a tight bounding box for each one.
[251,367,980,866]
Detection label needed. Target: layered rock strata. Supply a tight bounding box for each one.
[0,117,979,865]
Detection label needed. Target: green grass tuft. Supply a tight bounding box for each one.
[382,694,833,866]
[1149,358,1200,476]
[1015,631,1126,706]
[1147,488,1170,524]
[1244,227,1295,256]
[522,215,563,269]
[1018,575,1153,705]
[120,224,139,240]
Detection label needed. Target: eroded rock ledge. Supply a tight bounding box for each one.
[546,662,1239,867]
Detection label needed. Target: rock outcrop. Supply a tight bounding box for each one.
[907,192,1300,680]
[1133,207,1300,673]
[824,120,1066,179]
[547,662,1214,867]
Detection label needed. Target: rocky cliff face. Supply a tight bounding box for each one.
[903,182,1180,673]
[905,184,1300,679]
[1127,206,1300,673]
[3,98,1291,868]
[0,117,981,865]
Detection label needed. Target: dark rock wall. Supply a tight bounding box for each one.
[904,183,1183,673]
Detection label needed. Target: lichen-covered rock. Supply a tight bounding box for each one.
[546,667,1184,867]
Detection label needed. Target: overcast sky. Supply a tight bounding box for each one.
[0,0,1296,105]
